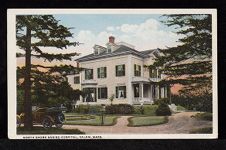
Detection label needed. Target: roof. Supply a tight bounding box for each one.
[76,45,159,62]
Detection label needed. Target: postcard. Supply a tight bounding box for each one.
[7,9,217,139]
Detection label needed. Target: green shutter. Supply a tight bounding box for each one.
[123,65,125,76]
[91,69,93,79]
[105,87,108,98]
[98,88,100,99]
[116,65,118,76]
[116,87,118,98]
[124,86,126,98]
[104,67,107,78]
[134,64,136,76]
[97,68,100,78]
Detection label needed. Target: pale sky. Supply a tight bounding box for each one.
[17,14,181,66]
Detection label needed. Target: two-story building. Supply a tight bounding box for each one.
[67,36,170,106]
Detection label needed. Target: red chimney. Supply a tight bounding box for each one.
[109,36,115,43]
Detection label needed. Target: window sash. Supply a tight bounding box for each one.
[134,64,141,76]
[85,69,93,80]
[116,64,125,76]
[98,87,108,99]
[116,86,126,98]
[74,76,80,84]
[98,67,107,78]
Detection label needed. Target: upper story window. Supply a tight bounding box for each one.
[98,87,108,99]
[149,68,161,78]
[116,86,126,98]
[85,69,93,80]
[97,67,107,78]
[74,76,80,84]
[107,47,111,53]
[134,64,141,76]
[116,64,125,76]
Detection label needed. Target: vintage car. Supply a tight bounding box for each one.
[17,107,65,129]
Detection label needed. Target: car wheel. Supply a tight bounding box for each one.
[42,117,53,129]
[56,113,65,123]
[55,123,63,128]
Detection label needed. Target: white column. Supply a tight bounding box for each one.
[140,82,143,98]
[127,55,132,104]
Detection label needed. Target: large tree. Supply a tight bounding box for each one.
[16,15,81,129]
[153,14,212,97]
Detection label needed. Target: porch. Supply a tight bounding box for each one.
[132,82,168,105]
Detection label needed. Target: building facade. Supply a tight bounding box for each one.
[67,36,170,105]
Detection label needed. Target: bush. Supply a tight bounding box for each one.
[154,98,170,105]
[133,105,158,115]
[156,103,172,116]
[74,105,103,114]
[194,112,212,121]
[74,105,90,114]
[105,104,134,114]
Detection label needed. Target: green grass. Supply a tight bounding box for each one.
[176,105,186,111]
[17,127,84,134]
[133,105,158,115]
[193,112,213,121]
[189,127,212,134]
[128,116,168,127]
[65,114,118,126]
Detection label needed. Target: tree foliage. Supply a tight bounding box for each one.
[153,14,212,96]
[16,15,81,129]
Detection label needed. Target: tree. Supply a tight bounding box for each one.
[16,15,81,129]
[153,14,212,97]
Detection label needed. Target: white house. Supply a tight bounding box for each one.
[67,36,170,105]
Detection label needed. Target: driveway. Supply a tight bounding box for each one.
[62,112,212,134]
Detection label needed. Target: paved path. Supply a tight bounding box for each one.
[63,112,212,134]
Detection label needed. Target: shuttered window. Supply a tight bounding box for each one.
[98,87,108,99]
[85,69,93,80]
[115,86,126,98]
[116,64,125,76]
[134,64,141,76]
[97,67,107,78]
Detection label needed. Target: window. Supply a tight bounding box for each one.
[97,67,107,78]
[94,49,98,55]
[116,64,125,76]
[74,76,80,84]
[85,69,93,80]
[134,64,141,76]
[83,88,96,102]
[98,87,108,99]
[116,86,126,98]
[149,68,161,78]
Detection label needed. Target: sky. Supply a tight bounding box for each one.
[16,14,182,93]
[17,14,181,66]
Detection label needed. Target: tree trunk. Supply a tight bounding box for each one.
[24,26,32,130]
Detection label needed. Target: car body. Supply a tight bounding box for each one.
[17,107,65,129]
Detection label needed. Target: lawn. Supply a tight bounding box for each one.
[193,112,212,121]
[133,105,158,115]
[17,127,84,134]
[64,114,118,126]
[189,127,212,134]
[128,116,168,127]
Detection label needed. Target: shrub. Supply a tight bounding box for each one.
[74,105,103,114]
[74,105,90,114]
[154,98,170,105]
[133,105,158,115]
[156,103,172,116]
[105,104,134,114]
[194,112,212,121]
[88,105,103,114]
